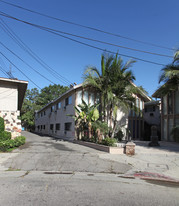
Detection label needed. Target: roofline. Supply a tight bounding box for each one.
[144,100,161,106]
[0,77,28,84]
[37,82,152,113]
[130,81,152,102]
[37,83,83,113]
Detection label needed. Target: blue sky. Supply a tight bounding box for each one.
[0,0,178,96]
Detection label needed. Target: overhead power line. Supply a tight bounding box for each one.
[0,0,174,51]
[0,12,166,66]
[0,52,41,89]
[1,15,171,58]
[0,18,72,85]
[0,41,57,84]
[0,65,9,77]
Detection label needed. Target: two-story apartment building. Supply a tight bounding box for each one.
[35,83,151,140]
[0,77,28,138]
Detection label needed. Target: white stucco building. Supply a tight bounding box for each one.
[0,77,28,138]
[35,83,151,141]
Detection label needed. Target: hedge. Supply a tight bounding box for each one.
[0,131,11,141]
[0,117,5,132]
[0,136,26,152]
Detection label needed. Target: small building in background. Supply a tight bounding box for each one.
[143,100,161,141]
[0,77,28,138]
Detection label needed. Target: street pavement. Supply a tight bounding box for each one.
[1,131,131,174]
[0,131,179,206]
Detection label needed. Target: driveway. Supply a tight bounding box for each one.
[2,131,131,174]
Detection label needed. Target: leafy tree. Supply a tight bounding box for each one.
[21,89,41,131]
[36,84,69,107]
[21,84,69,131]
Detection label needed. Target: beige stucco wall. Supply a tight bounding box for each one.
[0,83,18,111]
[35,92,76,140]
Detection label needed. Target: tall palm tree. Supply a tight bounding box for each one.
[107,54,138,137]
[83,54,114,122]
[83,53,138,138]
[159,50,179,94]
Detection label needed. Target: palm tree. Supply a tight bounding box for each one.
[73,100,99,139]
[107,54,138,137]
[83,53,138,138]
[83,54,114,122]
[159,50,179,94]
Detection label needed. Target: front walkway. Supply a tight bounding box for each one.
[100,140,179,180]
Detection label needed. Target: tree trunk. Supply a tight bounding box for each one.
[111,119,117,138]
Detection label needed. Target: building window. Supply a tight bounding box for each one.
[163,95,167,115]
[77,91,82,105]
[56,123,60,130]
[41,112,43,117]
[90,93,95,105]
[50,124,53,130]
[43,125,45,130]
[65,96,72,106]
[83,91,89,105]
[44,111,46,116]
[168,93,173,114]
[175,91,179,114]
[51,105,55,112]
[65,122,72,131]
[56,102,61,110]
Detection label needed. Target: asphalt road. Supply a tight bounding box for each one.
[3,131,131,173]
[0,132,179,206]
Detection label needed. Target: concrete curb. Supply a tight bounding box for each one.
[74,140,124,154]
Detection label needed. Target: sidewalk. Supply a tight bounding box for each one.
[99,141,179,181]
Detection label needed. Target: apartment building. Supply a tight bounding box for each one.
[35,84,151,140]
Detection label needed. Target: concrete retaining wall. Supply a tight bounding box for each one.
[74,140,124,154]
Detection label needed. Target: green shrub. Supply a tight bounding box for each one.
[0,117,5,132]
[0,136,26,152]
[114,129,124,142]
[101,137,117,147]
[14,136,26,147]
[0,139,14,152]
[0,131,11,141]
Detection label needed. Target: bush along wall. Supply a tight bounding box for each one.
[0,117,26,152]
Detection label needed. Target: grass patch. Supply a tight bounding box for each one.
[6,167,21,171]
